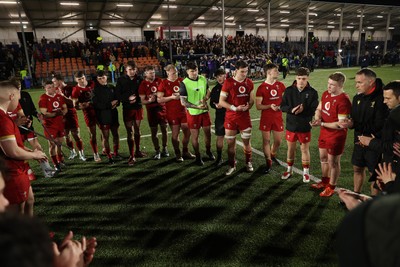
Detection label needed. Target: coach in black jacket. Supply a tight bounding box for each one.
[280,67,318,183]
[339,68,389,195]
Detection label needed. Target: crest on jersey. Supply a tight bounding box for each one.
[270,89,277,97]
[53,101,60,108]
[238,86,246,94]
[324,102,331,111]
[173,86,180,93]
[151,86,158,93]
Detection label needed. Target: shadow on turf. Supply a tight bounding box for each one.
[248,194,330,265]
[183,232,239,260]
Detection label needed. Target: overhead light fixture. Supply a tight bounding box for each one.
[327,25,335,28]
[9,13,26,17]
[280,10,290,14]
[193,21,205,25]
[256,23,265,26]
[149,21,163,25]
[335,14,341,17]
[23,25,27,29]
[151,14,162,19]
[62,21,78,25]
[247,1,257,5]
[308,25,314,27]
[109,14,123,19]
[280,4,289,8]
[89,26,93,29]
[328,21,335,24]
[247,9,259,12]
[198,16,205,19]
[256,18,264,22]
[212,6,219,10]
[225,16,234,21]
[280,24,290,27]
[110,21,124,24]
[60,2,80,6]
[162,5,177,8]
[0,1,17,4]
[357,15,365,18]
[10,21,28,24]
[62,13,76,18]
[225,22,236,26]
[281,19,289,22]
[309,12,318,16]
[309,6,317,10]
[367,26,374,29]
[239,25,242,29]
[377,15,383,18]
[389,27,395,29]
[346,26,354,29]
[116,3,133,7]
[146,24,150,28]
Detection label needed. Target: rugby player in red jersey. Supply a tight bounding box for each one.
[157,64,194,162]
[139,65,169,160]
[218,60,255,175]
[71,71,101,162]
[311,72,351,197]
[38,81,68,171]
[52,74,86,161]
[256,63,286,174]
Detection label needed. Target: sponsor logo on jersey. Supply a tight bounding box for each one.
[324,102,331,111]
[151,86,158,93]
[173,86,180,93]
[53,101,60,108]
[238,86,246,94]
[270,89,277,97]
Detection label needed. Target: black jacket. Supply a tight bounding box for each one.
[369,105,400,177]
[350,78,388,143]
[281,81,319,132]
[19,90,38,134]
[115,74,142,110]
[209,83,226,120]
[92,83,118,125]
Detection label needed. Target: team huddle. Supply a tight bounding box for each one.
[1,58,399,217]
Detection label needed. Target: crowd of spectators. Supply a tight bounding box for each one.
[1,33,399,83]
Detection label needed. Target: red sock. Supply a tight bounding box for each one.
[244,149,252,164]
[105,148,112,159]
[302,163,310,169]
[76,139,83,151]
[322,177,330,184]
[128,139,134,156]
[134,133,141,152]
[113,144,119,155]
[287,161,294,167]
[90,139,98,154]
[57,154,64,163]
[267,159,272,168]
[66,140,74,150]
[51,155,59,165]
[329,184,336,190]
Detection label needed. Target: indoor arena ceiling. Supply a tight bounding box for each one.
[1,0,400,31]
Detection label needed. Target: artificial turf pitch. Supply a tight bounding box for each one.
[27,65,400,266]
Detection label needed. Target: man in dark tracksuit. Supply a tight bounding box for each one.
[339,68,388,195]
[358,81,400,189]
[92,70,120,164]
[280,67,319,183]
[209,69,227,165]
[115,61,145,166]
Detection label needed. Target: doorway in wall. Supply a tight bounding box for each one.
[86,30,99,43]
[144,31,155,42]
